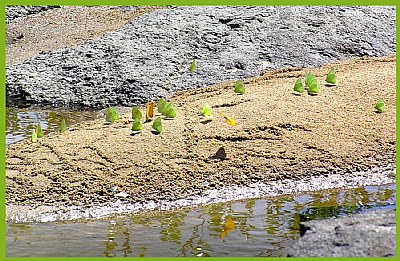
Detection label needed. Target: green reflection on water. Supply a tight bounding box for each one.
[6,183,396,257]
[102,221,132,257]
[6,107,101,145]
[300,185,396,222]
[7,224,32,244]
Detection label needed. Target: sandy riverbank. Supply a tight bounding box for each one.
[6,55,396,221]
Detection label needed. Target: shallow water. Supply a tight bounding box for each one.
[6,107,101,145]
[6,183,395,257]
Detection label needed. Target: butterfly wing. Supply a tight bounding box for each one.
[146,102,154,121]
[219,112,236,126]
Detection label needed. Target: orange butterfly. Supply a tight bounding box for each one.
[146,102,154,122]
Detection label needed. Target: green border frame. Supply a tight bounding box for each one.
[0,2,398,260]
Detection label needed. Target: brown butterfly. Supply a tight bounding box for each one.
[145,102,154,122]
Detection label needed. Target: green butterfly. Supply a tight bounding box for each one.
[325,69,337,85]
[189,59,197,73]
[293,79,304,93]
[164,103,176,118]
[152,117,163,134]
[234,80,245,94]
[132,106,142,120]
[305,72,316,87]
[308,80,320,94]
[131,118,143,131]
[105,107,119,123]
[60,118,67,133]
[158,98,168,114]
[158,99,176,118]
[36,123,44,138]
[31,129,37,143]
[201,102,213,117]
[374,99,385,113]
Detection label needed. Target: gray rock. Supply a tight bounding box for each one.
[6,6,396,108]
[288,209,396,257]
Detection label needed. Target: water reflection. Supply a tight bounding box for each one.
[6,183,396,257]
[6,107,101,145]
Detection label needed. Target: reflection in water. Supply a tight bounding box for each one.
[219,216,235,239]
[6,183,396,257]
[6,107,101,145]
